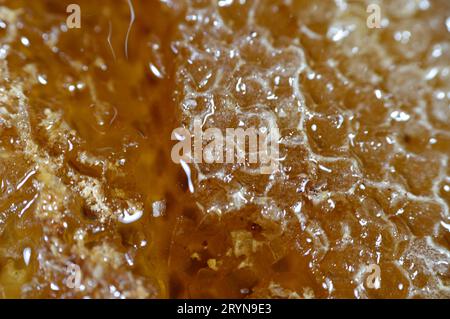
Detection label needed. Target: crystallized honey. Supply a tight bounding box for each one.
[0,0,449,298]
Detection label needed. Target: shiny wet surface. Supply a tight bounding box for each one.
[0,0,449,298]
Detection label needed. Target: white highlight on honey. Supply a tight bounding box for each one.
[171,117,280,175]
[23,247,31,266]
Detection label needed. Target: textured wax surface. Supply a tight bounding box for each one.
[0,0,449,298]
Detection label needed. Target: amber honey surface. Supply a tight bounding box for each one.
[0,0,449,298]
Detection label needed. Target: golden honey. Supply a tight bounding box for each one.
[0,0,449,298]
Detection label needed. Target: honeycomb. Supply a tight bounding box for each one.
[0,0,449,298]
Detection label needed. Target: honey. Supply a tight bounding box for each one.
[0,0,449,298]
